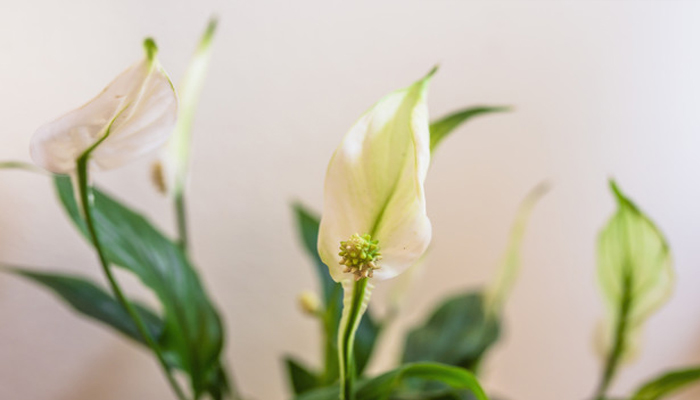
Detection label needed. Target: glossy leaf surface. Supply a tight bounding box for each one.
[6,268,162,343]
[402,292,499,372]
[54,175,224,397]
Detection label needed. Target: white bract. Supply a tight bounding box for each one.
[159,20,217,196]
[318,71,434,282]
[31,39,178,174]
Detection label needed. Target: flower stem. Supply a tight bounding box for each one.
[338,278,372,400]
[175,192,189,251]
[173,187,244,400]
[75,155,189,400]
[593,272,633,400]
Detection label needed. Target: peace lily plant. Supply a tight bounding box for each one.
[1,17,700,400]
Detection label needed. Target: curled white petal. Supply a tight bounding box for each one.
[318,73,433,282]
[31,50,177,174]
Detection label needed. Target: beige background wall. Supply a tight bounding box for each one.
[1,1,700,399]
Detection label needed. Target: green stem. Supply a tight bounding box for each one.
[76,156,190,400]
[320,284,342,385]
[175,192,189,252]
[338,279,372,400]
[173,188,244,400]
[594,272,633,400]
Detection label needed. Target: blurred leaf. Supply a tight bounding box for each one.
[293,203,337,303]
[355,307,381,375]
[429,106,510,152]
[597,180,673,362]
[5,268,162,342]
[292,203,382,382]
[54,175,225,398]
[402,291,499,372]
[296,363,489,400]
[630,367,700,400]
[286,357,321,395]
[484,182,549,315]
[0,161,45,173]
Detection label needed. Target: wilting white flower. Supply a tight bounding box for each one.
[318,70,434,282]
[31,39,178,174]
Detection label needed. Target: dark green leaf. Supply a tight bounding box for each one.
[296,363,489,400]
[54,175,224,397]
[430,106,510,152]
[402,291,500,372]
[286,357,321,395]
[293,203,337,303]
[5,268,162,342]
[355,308,381,375]
[630,367,700,400]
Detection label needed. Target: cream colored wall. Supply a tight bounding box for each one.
[1,1,700,399]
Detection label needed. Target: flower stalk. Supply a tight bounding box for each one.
[75,152,189,400]
[593,271,632,400]
[318,70,436,400]
[338,278,373,400]
[175,192,189,251]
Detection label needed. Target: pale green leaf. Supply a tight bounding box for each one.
[484,182,549,315]
[597,180,673,361]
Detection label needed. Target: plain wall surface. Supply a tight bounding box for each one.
[1,1,700,399]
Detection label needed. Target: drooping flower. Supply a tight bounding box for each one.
[318,70,434,283]
[30,39,178,174]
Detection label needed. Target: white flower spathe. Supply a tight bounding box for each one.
[31,40,178,174]
[318,71,434,282]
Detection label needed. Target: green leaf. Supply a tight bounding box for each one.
[402,292,499,372]
[286,357,321,395]
[54,175,225,397]
[429,106,510,152]
[483,182,549,316]
[355,308,381,376]
[293,203,338,304]
[5,268,163,343]
[630,367,700,400]
[597,180,673,362]
[296,363,489,400]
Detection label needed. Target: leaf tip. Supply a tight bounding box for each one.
[201,17,219,48]
[425,65,440,81]
[143,37,158,62]
[609,178,633,210]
